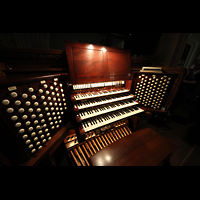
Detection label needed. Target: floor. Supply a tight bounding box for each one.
[136,98,200,166]
[40,97,200,166]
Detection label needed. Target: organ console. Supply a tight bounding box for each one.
[0,41,183,166]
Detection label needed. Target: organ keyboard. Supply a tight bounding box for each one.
[73,93,135,111]
[70,80,144,135]
[64,41,143,136]
[76,99,139,121]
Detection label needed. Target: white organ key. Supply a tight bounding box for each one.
[25,121,31,126]
[31,95,36,100]
[42,139,46,143]
[46,133,50,137]
[11,115,18,121]
[34,102,39,106]
[26,140,31,145]
[43,84,48,89]
[31,132,36,137]
[50,107,54,111]
[31,114,36,119]
[33,120,38,125]
[28,87,34,92]
[15,122,21,128]
[38,146,42,150]
[19,129,25,134]
[28,108,33,113]
[31,149,36,153]
[39,89,43,93]
[28,144,34,149]
[28,127,33,132]
[22,115,28,120]
[22,93,28,98]
[10,92,17,98]
[6,107,14,113]
[22,134,28,140]
[37,108,41,112]
[36,125,41,130]
[40,135,45,139]
[2,99,10,105]
[25,101,31,106]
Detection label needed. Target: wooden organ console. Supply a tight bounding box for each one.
[64,41,182,166]
[0,42,183,166]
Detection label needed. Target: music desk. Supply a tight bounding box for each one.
[89,128,176,166]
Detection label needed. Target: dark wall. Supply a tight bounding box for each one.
[131,33,162,56]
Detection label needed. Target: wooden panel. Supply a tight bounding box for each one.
[107,52,130,76]
[131,66,184,113]
[65,41,131,84]
[0,47,67,73]
[72,48,104,78]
